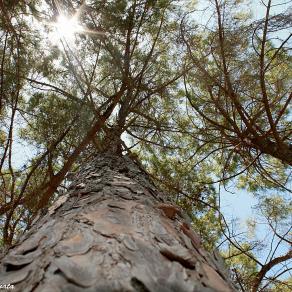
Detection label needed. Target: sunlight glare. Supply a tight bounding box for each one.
[51,14,82,43]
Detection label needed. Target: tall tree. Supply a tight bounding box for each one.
[0,0,237,290]
[0,0,290,291]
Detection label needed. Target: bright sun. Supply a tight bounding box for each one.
[50,14,82,44]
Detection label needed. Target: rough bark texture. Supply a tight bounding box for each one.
[0,153,237,291]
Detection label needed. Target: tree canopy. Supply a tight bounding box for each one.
[0,0,291,290]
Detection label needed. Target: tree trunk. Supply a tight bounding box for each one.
[0,152,237,291]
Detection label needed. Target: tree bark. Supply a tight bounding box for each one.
[250,137,292,166]
[0,152,237,291]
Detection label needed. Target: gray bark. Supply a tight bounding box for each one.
[0,153,237,291]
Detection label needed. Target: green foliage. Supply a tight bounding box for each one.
[0,0,291,289]
[269,277,292,292]
[223,243,258,290]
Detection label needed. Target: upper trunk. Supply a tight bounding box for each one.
[0,152,237,291]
